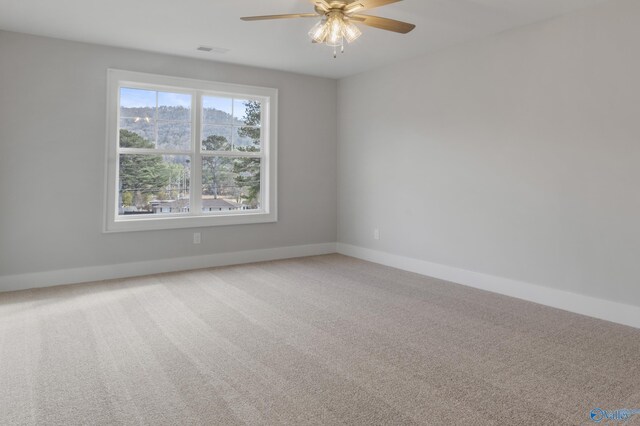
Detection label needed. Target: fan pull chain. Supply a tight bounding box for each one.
[333,38,345,59]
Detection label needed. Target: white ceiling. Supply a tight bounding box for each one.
[0,0,608,79]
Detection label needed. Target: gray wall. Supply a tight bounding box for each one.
[337,0,640,305]
[0,31,337,277]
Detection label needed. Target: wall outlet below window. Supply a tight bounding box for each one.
[374,228,380,240]
[193,232,201,244]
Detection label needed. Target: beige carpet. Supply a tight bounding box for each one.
[1,254,639,425]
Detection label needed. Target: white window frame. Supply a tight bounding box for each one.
[104,69,277,233]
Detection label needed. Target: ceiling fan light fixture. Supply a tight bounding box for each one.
[308,12,362,51]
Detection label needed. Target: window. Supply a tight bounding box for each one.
[104,70,277,232]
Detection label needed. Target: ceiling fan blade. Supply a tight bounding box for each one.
[345,0,401,14]
[309,0,330,13]
[350,14,415,33]
[241,13,319,21]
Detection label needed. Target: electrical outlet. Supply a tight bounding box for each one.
[193,232,201,244]
[374,228,380,240]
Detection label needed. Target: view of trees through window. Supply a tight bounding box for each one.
[118,87,262,216]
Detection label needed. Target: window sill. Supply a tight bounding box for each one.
[104,210,276,233]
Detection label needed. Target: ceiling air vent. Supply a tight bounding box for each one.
[197,46,230,54]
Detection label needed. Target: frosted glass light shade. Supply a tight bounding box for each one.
[308,20,328,43]
[343,21,362,43]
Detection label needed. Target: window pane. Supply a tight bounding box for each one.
[118,154,191,216]
[233,126,260,152]
[203,96,232,124]
[202,125,232,151]
[158,92,191,121]
[120,87,155,118]
[158,122,191,151]
[233,99,261,126]
[201,157,261,211]
[119,118,155,147]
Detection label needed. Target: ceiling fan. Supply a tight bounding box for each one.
[241,0,416,58]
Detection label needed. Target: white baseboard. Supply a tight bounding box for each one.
[3,241,638,330]
[0,243,337,293]
[337,243,640,330]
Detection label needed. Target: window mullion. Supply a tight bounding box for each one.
[191,91,203,215]
[118,148,191,156]
[200,151,261,158]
